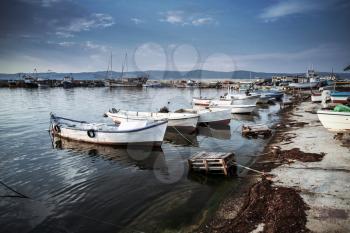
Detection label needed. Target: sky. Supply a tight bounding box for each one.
[0,0,349,73]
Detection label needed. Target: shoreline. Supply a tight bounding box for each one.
[196,96,350,232]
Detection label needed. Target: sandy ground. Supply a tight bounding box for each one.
[271,101,350,232]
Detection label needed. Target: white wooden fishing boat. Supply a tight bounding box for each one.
[192,97,212,106]
[317,110,350,132]
[106,109,199,130]
[224,93,260,105]
[311,93,322,102]
[175,107,231,125]
[50,113,168,146]
[210,103,256,114]
[211,99,232,106]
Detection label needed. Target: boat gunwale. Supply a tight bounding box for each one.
[317,110,350,116]
[108,111,199,120]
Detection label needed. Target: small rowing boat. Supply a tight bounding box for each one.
[175,107,231,125]
[106,109,199,131]
[317,110,350,132]
[330,92,350,104]
[192,97,212,106]
[210,103,256,114]
[50,113,168,146]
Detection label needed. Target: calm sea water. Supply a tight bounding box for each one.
[0,87,281,233]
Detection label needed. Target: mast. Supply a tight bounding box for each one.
[121,52,127,79]
[111,52,113,73]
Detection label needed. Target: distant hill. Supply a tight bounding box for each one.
[1,70,350,80]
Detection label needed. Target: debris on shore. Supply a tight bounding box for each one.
[200,177,310,233]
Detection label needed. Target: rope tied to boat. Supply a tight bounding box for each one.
[171,126,196,145]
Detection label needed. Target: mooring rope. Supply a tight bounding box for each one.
[230,162,266,175]
[171,126,196,145]
[0,180,29,199]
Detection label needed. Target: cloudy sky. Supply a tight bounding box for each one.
[0,0,349,73]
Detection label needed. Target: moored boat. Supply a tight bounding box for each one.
[175,107,231,125]
[311,93,322,102]
[330,92,350,104]
[106,109,199,131]
[317,110,350,132]
[192,97,212,106]
[50,113,168,146]
[62,75,74,88]
[210,103,256,114]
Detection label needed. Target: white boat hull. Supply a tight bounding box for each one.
[198,108,231,124]
[181,108,231,125]
[51,115,168,146]
[211,104,256,114]
[106,111,199,129]
[311,94,322,103]
[317,110,350,132]
[330,96,349,104]
[289,82,319,89]
[193,98,211,106]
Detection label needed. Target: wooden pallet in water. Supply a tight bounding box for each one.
[188,151,235,176]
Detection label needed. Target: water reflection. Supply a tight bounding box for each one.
[54,138,167,170]
[197,125,231,140]
[164,128,199,146]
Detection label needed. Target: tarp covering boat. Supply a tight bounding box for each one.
[333,105,350,112]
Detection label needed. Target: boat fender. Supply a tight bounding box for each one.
[53,125,60,133]
[87,129,95,138]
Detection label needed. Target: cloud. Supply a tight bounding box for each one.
[55,31,74,38]
[131,17,144,24]
[161,11,184,24]
[191,17,213,26]
[83,41,107,52]
[160,11,215,26]
[260,0,334,22]
[57,41,75,47]
[59,13,114,33]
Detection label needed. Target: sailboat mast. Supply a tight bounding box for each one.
[121,52,127,79]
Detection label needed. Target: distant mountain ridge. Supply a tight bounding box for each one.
[1,70,349,80]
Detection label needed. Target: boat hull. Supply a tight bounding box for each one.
[53,122,167,146]
[330,92,350,103]
[317,110,350,132]
[193,98,211,106]
[106,111,199,130]
[183,108,231,125]
[311,94,322,103]
[197,108,231,125]
[289,82,319,89]
[211,104,256,114]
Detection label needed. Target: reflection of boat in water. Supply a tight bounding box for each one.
[197,125,231,140]
[164,128,198,146]
[53,137,167,170]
